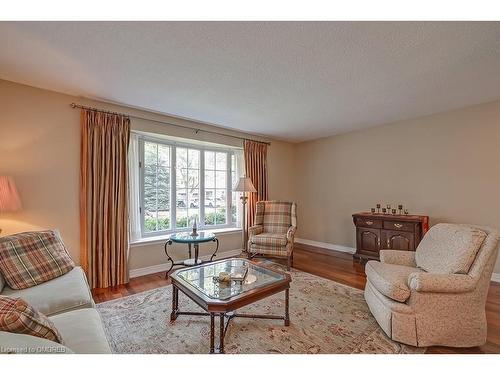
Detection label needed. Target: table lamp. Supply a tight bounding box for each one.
[233,176,257,252]
[0,176,22,234]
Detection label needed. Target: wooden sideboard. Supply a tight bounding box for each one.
[352,212,429,261]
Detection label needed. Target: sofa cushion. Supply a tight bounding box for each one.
[49,308,111,354]
[0,331,73,354]
[415,224,487,274]
[1,266,94,316]
[0,296,63,343]
[365,261,422,302]
[250,232,288,247]
[0,230,75,289]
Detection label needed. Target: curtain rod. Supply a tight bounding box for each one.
[70,103,271,146]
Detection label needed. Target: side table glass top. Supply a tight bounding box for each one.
[169,231,215,243]
[175,259,286,300]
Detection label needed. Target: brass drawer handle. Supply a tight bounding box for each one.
[387,238,391,248]
[366,221,374,225]
[394,223,403,229]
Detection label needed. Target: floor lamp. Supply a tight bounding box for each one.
[233,177,257,254]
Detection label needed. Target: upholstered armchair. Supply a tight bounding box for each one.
[364,223,500,347]
[247,201,297,270]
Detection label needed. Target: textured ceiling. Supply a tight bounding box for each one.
[1,22,500,142]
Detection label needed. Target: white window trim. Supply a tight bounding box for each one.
[137,134,240,239]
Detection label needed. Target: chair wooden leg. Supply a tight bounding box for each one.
[287,254,292,271]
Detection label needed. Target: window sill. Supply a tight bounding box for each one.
[130,227,242,248]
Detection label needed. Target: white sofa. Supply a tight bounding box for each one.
[0,266,111,354]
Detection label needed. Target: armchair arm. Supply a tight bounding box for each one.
[379,250,416,267]
[408,272,476,293]
[286,226,296,242]
[248,225,263,237]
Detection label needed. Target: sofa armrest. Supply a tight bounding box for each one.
[248,225,263,237]
[286,226,296,242]
[408,272,476,293]
[379,250,416,267]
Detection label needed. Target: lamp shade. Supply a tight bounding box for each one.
[0,176,22,212]
[233,177,257,193]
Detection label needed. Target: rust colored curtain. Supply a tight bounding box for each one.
[80,109,130,289]
[244,140,268,230]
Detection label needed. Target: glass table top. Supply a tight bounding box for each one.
[169,231,216,243]
[175,259,286,300]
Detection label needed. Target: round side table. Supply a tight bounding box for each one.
[164,231,219,278]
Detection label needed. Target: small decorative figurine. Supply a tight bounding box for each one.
[218,272,230,283]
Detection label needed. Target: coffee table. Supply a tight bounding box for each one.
[169,258,291,354]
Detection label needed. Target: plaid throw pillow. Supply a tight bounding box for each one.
[0,230,75,290]
[0,296,63,343]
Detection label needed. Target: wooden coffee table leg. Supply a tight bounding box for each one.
[170,285,178,321]
[284,288,290,326]
[219,313,225,353]
[210,313,215,354]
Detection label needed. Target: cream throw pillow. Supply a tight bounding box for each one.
[415,223,486,275]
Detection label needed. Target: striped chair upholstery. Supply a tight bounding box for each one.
[248,201,297,269]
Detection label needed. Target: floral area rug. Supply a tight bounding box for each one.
[97,268,424,354]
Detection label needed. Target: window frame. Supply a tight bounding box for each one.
[138,135,238,238]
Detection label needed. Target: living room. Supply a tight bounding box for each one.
[1,1,500,372]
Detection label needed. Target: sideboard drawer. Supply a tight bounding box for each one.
[355,217,382,228]
[383,221,414,232]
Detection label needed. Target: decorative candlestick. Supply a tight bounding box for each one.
[391,208,396,215]
[404,209,409,215]
[386,204,391,211]
[382,208,387,214]
[376,203,381,213]
[371,208,376,214]
[398,204,403,215]
[190,217,198,237]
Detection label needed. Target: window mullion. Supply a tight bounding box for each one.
[171,146,177,232]
[139,138,145,237]
[226,151,232,226]
[200,150,205,229]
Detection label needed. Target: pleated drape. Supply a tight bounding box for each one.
[244,140,268,230]
[80,109,130,289]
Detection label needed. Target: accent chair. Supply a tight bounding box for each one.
[364,223,500,347]
[247,201,297,270]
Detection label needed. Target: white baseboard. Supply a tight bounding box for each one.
[295,237,356,254]
[129,249,243,278]
[492,273,500,283]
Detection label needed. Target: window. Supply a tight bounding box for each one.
[138,136,240,237]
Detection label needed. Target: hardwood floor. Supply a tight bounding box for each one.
[92,245,500,354]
